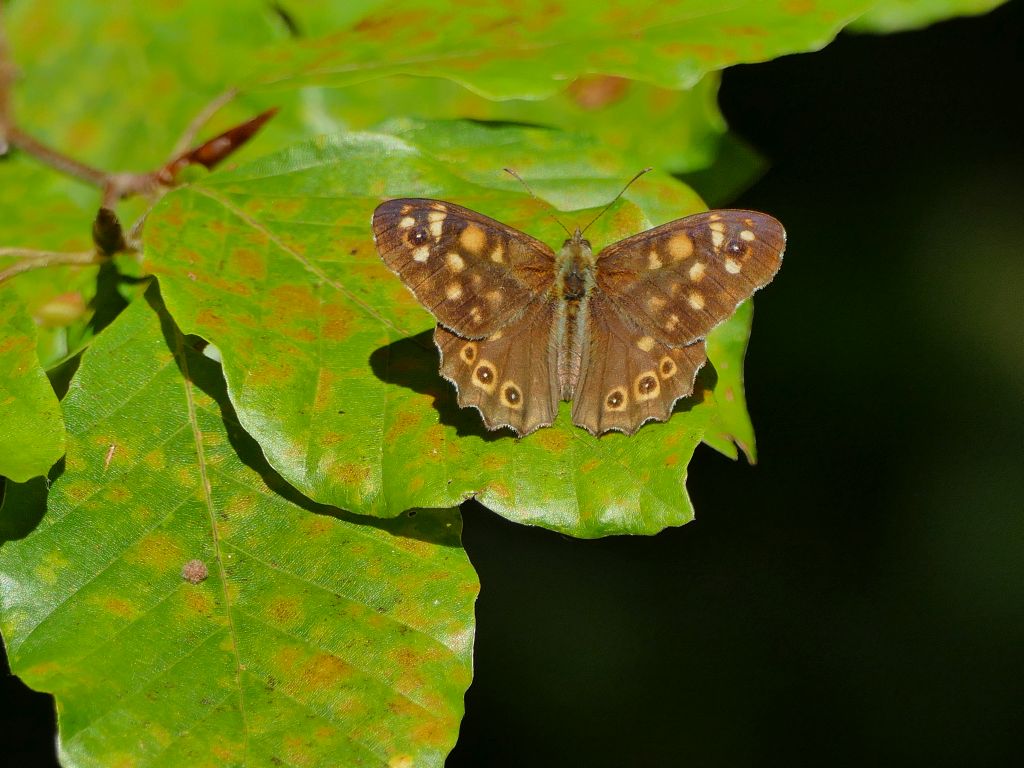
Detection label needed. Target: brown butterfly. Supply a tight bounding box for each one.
[371,187,785,436]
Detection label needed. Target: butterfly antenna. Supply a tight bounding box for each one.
[580,167,653,236]
[504,167,572,238]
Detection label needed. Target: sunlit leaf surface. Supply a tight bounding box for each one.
[850,0,1010,32]
[0,294,477,766]
[0,299,65,482]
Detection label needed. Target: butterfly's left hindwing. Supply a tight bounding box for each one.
[596,210,785,347]
[435,299,560,435]
[372,198,556,338]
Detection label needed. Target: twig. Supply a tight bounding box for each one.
[0,249,105,285]
[0,9,276,285]
[168,87,238,160]
[6,125,109,187]
[0,11,15,152]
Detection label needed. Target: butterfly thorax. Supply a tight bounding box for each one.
[555,229,596,301]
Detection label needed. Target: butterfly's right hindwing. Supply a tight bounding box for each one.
[372,198,556,338]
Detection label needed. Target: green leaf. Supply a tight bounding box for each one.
[701,300,758,462]
[145,120,762,537]
[850,0,1010,32]
[0,292,477,766]
[251,0,877,97]
[0,298,65,482]
[254,72,730,176]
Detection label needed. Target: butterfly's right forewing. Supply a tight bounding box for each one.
[372,198,556,338]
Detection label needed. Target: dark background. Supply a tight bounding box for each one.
[4,3,1023,765]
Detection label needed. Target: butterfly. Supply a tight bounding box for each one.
[371,191,785,436]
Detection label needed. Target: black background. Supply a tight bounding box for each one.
[4,3,1024,766]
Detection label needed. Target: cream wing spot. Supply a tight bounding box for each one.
[399,216,416,229]
[688,262,706,282]
[647,295,667,311]
[648,250,663,270]
[725,258,742,274]
[446,252,465,272]
[665,314,680,332]
[460,224,486,254]
[710,229,725,248]
[485,289,502,305]
[688,292,705,310]
[637,335,655,352]
[459,342,478,365]
[412,246,430,263]
[446,282,463,301]
[469,307,483,324]
[489,329,504,341]
[659,356,677,379]
[490,243,504,263]
[740,229,756,242]
[668,233,694,262]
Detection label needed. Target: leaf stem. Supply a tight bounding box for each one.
[0,249,105,285]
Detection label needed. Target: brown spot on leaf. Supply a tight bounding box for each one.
[302,517,333,538]
[269,597,301,624]
[567,75,630,109]
[184,589,214,616]
[336,462,372,490]
[303,652,353,688]
[323,302,355,341]
[181,559,208,584]
[536,429,570,452]
[412,717,451,747]
[103,597,138,619]
[232,247,267,280]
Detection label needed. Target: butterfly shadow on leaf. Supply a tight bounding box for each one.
[369,331,512,442]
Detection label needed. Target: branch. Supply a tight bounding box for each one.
[5,125,109,186]
[0,249,105,285]
[0,10,14,152]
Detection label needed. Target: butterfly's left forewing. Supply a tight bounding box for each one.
[596,210,785,347]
